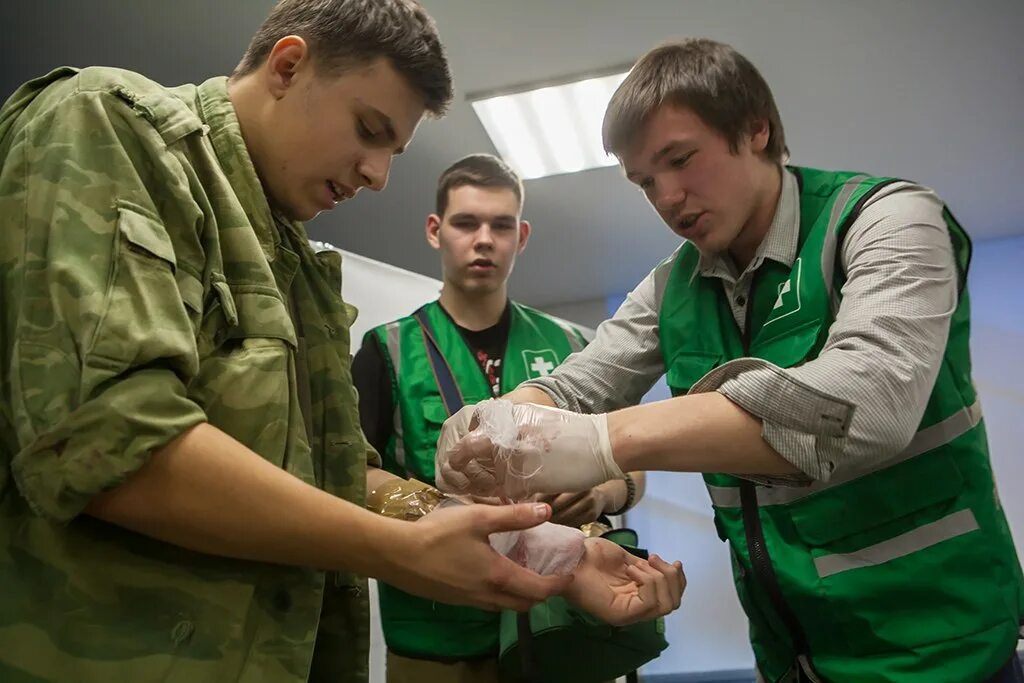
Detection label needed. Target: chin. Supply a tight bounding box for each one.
[293,206,320,222]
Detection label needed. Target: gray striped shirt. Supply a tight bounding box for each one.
[524,168,958,484]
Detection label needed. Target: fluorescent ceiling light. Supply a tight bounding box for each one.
[471,70,629,180]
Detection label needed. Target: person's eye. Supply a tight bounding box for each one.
[357,119,379,141]
[670,151,696,168]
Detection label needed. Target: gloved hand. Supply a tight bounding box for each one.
[435,399,623,499]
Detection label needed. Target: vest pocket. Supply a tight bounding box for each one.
[664,351,721,394]
[786,451,1000,655]
[421,395,449,425]
[749,319,822,369]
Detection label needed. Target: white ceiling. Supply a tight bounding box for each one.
[4,0,1022,308]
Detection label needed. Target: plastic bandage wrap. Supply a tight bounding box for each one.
[366,478,446,521]
[431,499,586,576]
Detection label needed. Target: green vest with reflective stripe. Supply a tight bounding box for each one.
[367,300,585,660]
[658,166,1023,682]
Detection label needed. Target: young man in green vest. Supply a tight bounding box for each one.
[353,153,649,682]
[437,39,1024,682]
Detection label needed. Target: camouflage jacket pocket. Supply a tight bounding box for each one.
[84,201,198,379]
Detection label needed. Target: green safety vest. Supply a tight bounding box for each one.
[658,166,1023,682]
[367,300,586,660]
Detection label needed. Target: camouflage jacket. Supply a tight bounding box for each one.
[0,67,377,682]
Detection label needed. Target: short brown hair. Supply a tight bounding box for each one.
[234,0,453,116]
[435,154,524,217]
[603,39,787,162]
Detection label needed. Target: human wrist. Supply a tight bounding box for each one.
[598,478,628,515]
[606,473,636,516]
[363,512,423,584]
[366,477,446,521]
[591,413,624,482]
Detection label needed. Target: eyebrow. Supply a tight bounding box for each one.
[449,212,517,223]
[625,140,694,181]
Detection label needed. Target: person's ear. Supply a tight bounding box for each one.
[748,118,770,155]
[426,213,443,250]
[264,35,310,99]
[516,220,531,254]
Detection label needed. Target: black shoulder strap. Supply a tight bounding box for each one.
[412,307,465,416]
[414,306,540,680]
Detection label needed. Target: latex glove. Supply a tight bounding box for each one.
[564,538,686,627]
[436,399,623,499]
[383,500,573,612]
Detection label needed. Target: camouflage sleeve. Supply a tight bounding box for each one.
[4,87,207,522]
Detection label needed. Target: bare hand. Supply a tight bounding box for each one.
[383,502,573,612]
[535,488,610,528]
[564,538,685,627]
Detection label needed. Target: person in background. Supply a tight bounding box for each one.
[353,153,648,682]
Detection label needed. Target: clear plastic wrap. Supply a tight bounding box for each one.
[436,498,585,577]
[366,478,446,521]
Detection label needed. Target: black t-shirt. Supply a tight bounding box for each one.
[351,302,511,456]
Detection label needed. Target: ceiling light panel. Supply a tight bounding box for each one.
[471,71,629,180]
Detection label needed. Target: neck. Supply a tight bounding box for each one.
[439,283,508,331]
[226,76,266,181]
[728,163,783,272]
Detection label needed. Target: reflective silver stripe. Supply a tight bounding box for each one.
[797,655,823,683]
[705,400,983,509]
[383,322,407,469]
[900,400,983,460]
[819,175,868,314]
[707,484,742,508]
[384,322,402,377]
[554,319,584,352]
[814,508,979,578]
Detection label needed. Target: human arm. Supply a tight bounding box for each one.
[87,422,570,611]
[436,184,956,494]
[539,472,647,527]
[513,258,676,414]
[5,86,566,612]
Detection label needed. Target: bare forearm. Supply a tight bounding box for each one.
[86,422,407,576]
[367,465,404,491]
[608,392,799,476]
[505,386,557,407]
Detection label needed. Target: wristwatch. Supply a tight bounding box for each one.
[608,473,636,517]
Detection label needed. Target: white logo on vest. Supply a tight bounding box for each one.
[522,349,558,378]
[763,257,803,327]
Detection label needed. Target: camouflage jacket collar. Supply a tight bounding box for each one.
[195,76,278,261]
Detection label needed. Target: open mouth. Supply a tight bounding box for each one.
[676,212,704,232]
[326,180,351,203]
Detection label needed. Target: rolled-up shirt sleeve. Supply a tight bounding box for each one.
[522,254,677,414]
[707,186,957,482]
[4,89,207,521]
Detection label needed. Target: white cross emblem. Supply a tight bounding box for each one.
[523,349,559,378]
[530,356,555,376]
